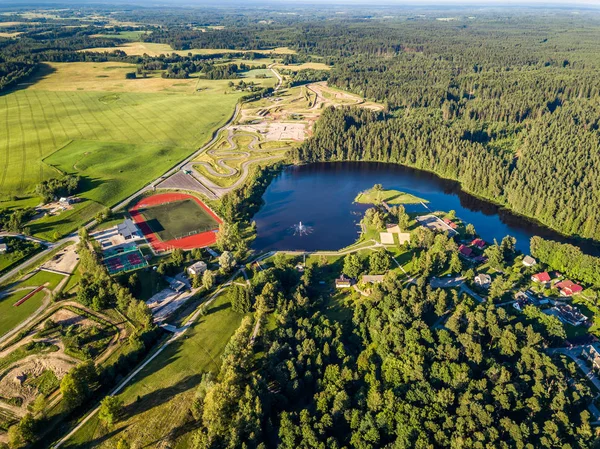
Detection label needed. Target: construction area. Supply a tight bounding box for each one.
[158,78,383,200]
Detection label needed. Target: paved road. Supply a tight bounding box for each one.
[430,275,465,289]
[547,346,600,392]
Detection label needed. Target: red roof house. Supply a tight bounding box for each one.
[471,238,486,249]
[532,272,551,283]
[443,218,458,229]
[458,244,473,257]
[555,280,583,297]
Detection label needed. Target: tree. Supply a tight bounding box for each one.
[203,269,215,290]
[60,362,97,408]
[232,285,252,314]
[369,251,390,274]
[343,254,362,279]
[219,251,236,273]
[465,223,476,238]
[447,210,456,220]
[485,242,505,271]
[99,395,123,427]
[449,252,462,274]
[171,248,185,266]
[8,413,36,448]
[125,72,136,79]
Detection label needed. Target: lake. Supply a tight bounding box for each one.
[252,162,597,255]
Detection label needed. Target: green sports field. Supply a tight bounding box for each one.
[139,199,219,241]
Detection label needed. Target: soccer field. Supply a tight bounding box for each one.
[139,199,219,241]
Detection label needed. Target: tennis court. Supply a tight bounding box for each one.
[103,246,148,275]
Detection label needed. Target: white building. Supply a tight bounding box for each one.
[187,261,207,277]
[0,243,7,254]
[117,219,142,240]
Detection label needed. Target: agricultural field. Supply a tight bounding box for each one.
[276,61,332,71]
[80,42,297,57]
[0,61,272,240]
[63,287,246,449]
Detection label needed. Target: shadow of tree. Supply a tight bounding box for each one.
[121,374,202,418]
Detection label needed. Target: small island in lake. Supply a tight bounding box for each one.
[354,184,428,205]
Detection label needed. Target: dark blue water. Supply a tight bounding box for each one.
[252,162,597,254]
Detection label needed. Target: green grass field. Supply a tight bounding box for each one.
[0,61,253,240]
[0,289,46,338]
[355,188,427,205]
[64,288,245,448]
[139,198,219,241]
[0,270,66,336]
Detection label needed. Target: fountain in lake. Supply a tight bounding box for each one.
[291,221,313,236]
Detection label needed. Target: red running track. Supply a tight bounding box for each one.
[130,193,222,252]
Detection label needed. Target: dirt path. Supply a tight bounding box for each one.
[52,267,247,448]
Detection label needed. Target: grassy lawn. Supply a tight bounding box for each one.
[0,61,264,239]
[18,270,66,289]
[0,270,67,336]
[0,289,46,338]
[0,237,42,274]
[355,187,427,205]
[64,288,245,449]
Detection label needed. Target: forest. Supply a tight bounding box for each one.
[187,256,594,448]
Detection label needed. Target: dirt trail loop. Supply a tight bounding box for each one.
[192,129,287,179]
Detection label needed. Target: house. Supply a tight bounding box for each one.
[582,345,600,371]
[117,219,142,240]
[295,263,305,273]
[555,280,583,297]
[58,197,73,207]
[474,273,491,289]
[531,272,551,287]
[187,261,207,277]
[443,218,458,229]
[552,303,587,326]
[532,272,551,283]
[471,238,486,249]
[361,274,385,284]
[458,244,473,257]
[0,243,7,254]
[522,255,537,267]
[335,275,354,288]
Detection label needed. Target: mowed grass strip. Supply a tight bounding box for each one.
[0,289,46,338]
[139,199,219,241]
[64,289,245,448]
